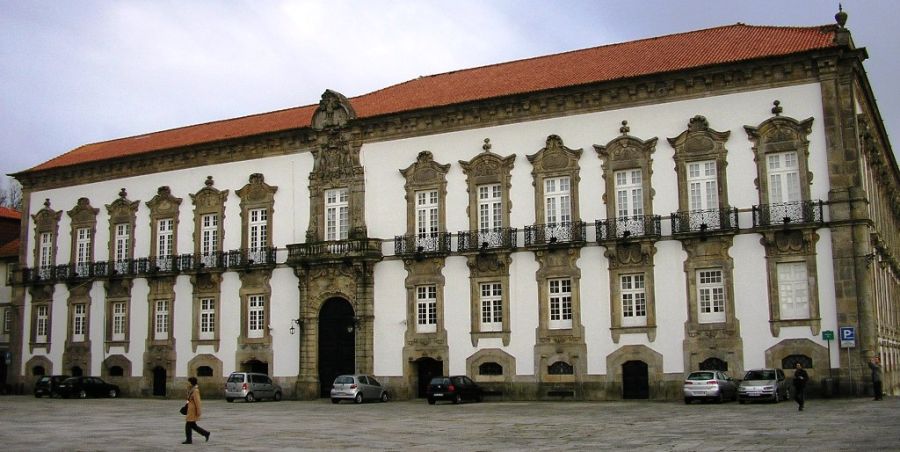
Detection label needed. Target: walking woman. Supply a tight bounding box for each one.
[183,377,211,444]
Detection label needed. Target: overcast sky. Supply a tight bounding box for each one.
[2,0,898,190]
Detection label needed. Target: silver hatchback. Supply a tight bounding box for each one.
[225,372,283,402]
[331,374,389,404]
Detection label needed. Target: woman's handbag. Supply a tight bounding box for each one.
[179,403,188,415]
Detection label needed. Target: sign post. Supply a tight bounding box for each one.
[822,330,834,379]
[839,326,856,394]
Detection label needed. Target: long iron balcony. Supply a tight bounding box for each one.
[287,238,383,266]
[671,207,739,234]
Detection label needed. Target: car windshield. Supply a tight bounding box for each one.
[744,370,775,380]
[37,377,49,383]
[687,372,715,380]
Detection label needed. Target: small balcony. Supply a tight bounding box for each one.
[135,256,180,275]
[524,222,586,247]
[287,239,383,267]
[394,232,452,257]
[457,227,517,253]
[223,248,277,268]
[175,252,227,273]
[595,215,662,241]
[671,207,739,235]
[752,200,824,228]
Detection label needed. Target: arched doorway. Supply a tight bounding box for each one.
[622,360,649,399]
[71,366,84,377]
[700,357,728,372]
[241,359,268,374]
[415,358,443,398]
[152,366,167,396]
[318,298,356,397]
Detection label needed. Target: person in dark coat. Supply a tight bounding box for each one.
[183,377,211,444]
[869,356,883,401]
[792,362,809,411]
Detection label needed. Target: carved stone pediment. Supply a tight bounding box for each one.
[459,139,516,183]
[145,186,182,216]
[400,151,450,188]
[106,188,139,223]
[594,122,658,170]
[67,197,99,224]
[190,176,229,209]
[527,134,582,173]
[32,198,62,230]
[311,89,356,131]
[668,115,730,159]
[236,173,277,204]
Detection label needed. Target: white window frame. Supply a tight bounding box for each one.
[767,152,801,204]
[39,232,53,272]
[36,305,49,343]
[548,278,573,329]
[156,218,174,258]
[544,177,571,225]
[114,223,129,271]
[3,307,11,334]
[615,169,644,218]
[199,298,215,340]
[111,302,126,342]
[75,227,91,267]
[480,282,503,332]
[687,160,718,211]
[415,285,437,333]
[778,262,810,320]
[201,213,218,256]
[620,273,647,327]
[478,184,503,230]
[72,303,86,342]
[325,188,349,241]
[154,300,169,341]
[697,269,726,323]
[248,295,265,339]
[415,190,439,239]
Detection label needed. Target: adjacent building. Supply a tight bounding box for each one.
[0,206,21,392]
[8,13,899,400]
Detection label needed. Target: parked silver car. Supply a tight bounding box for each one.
[738,368,789,403]
[225,372,282,402]
[683,370,738,403]
[331,374,389,404]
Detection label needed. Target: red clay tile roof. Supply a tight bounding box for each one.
[25,23,838,173]
[0,239,18,258]
[0,207,21,220]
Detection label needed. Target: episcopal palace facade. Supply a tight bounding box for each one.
[6,16,899,400]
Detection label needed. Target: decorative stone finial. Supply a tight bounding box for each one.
[619,120,630,135]
[43,198,51,209]
[772,100,783,116]
[482,138,492,153]
[835,4,848,28]
[205,176,214,187]
[118,188,127,199]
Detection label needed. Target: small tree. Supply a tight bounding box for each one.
[0,177,23,211]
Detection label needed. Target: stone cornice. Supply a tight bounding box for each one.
[17,48,863,192]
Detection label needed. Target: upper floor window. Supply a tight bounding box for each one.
[39,233,53,269]
[416,190,439,238]
[767,152,801,204]
[544,177,571,225]
[697,269,726,323]
[3,307,11,334]
[615,170,643,218]
[72,303,87,342]
[75,228,91,266]
[548,278,573,330]
[480,282,503,332]
[325,188,349,241]
[35,305,49,342]
[201,214,218,256]
[154,300,169,341]
[114,224,129,262]
[620,273,647,327]
[688,161,719,211]
[248,295,265,339]
[156,219,174,258]
[248,209,267,251]
[777,262,809,320]
[478,184,502,230]
[416,285,437,333]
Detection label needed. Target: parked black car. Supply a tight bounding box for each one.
[427,375,483,404]
[57,376,120,399]
[34,375,70,398]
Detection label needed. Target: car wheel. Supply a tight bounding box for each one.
[380,392,389,403]
[354,393,363,404]
[331,398,340,404]
[427,398,436,405]
[773,391,780,403]
[245,392,256,403]
[108,389,118,398]
[453,393,462,404]
[78,390,88,399]
[716,393,724,404]
[226,398,234,403]
[273,391,282,402]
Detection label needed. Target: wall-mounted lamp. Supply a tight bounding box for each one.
[346,316,361,334]
[289,318,303,335]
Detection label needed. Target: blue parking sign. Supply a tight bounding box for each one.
[839,326,856,348]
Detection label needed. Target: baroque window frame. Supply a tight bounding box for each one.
[106,188,139,275]
[67,197,99,277]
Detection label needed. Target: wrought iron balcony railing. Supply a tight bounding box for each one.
[224,248,277,268]
[671,207,739,234]
[595,215,662,241]
[135,256,179,275]
[394,232,452,256]
[457,227,517,253]
[524,222,586,247]
[287,239,383,265]
[752,200,824,227]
